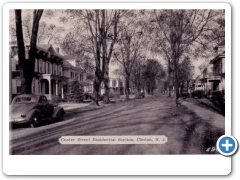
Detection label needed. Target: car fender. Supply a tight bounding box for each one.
[25,109,41,120]
[52,106,65,118]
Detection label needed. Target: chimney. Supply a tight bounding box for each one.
[55,47,60,53]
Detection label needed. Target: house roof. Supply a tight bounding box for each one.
[214,40,225,50]
[37,44,63,59]
[210,51,225,64]
[63,60,84,71]
[63,60,75,69]
[37,44,52,51]
[10,43,64,60]
[217,40,225,47]
[62,55,75,60]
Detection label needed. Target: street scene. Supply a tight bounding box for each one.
[9,9,225,155]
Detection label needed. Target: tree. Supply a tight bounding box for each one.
[37,23,65,44]
[130,56,145,96]
[15,9,43,94]
[178,57,194,96]
[62,10,121,105]
[113,10,148,100]
[142,59,166,95]
[11,10,65,45]
[150,10,225,105]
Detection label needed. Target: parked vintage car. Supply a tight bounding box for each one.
[10,94,65,128]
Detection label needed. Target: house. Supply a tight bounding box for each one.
[199,64,214,96]
[192,40,225,98]
[62,55,93,98]
[100,77,125,98]
[10,43,66,102]
[209,40,225,92]
[10,42,94,102]
[193,75,202,90]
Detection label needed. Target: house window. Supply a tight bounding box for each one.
[219,63,222,74]
[53,64,57,75]
[49,63,52,74]
[32,79,35,93]
[60,66,63,76]
[80,74,83,81]
[112,80,116,87]
[34,59,38,72]
[45,62,48,74]
[55,64,58,75]
[39,60,42,73]
[58,65,62,76]
[15,64,20,70]
[42,61,45,73]
[17,86,21,93]
[53,64,56,74]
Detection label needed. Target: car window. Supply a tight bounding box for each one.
[42,96,48,103]
[39,96,48,103]
[12,96,36,104]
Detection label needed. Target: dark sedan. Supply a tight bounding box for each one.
[10,94,65,128]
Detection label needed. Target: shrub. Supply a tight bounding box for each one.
[67,81,84,102]
[192,90,203,98]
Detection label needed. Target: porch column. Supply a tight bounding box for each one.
[56,81,59,96]
[48,77,51,100]
[61,85,64,99]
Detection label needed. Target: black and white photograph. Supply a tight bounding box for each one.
[8,8,226,155]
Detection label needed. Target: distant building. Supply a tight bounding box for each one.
[199,64,214,96]
[193,75,203,91]
[100,77,125,98]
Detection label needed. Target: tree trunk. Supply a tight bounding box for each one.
[15,10,27,93]
[168,60,172,97]
[125,74,130,100]
[151,88,154,95]
[174,67,180,105]
[168,85,171,97]
[103,63,110,103]
[15,10,43,94]
[92,77,101,106]
[27,10,43,93]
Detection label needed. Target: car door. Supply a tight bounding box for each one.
[38,95,54,118]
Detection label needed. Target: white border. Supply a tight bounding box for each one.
[3,3,231,175]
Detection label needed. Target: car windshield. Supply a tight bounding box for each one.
[12,96,36,104]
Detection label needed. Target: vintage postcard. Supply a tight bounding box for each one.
[3,2,232,175]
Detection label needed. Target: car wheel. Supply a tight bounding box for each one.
[56,109,64,121]
[30,114,40,128]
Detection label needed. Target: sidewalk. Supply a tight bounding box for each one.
[58,102,91,111]
[182,101,225,131]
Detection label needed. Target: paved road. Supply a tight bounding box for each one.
[10,95,224,155]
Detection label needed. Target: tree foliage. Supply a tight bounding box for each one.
[113,10,149,100]
[61,10,121,105]
[149,9,225,104]
[142,59,166,95]
[11,10,65,44]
